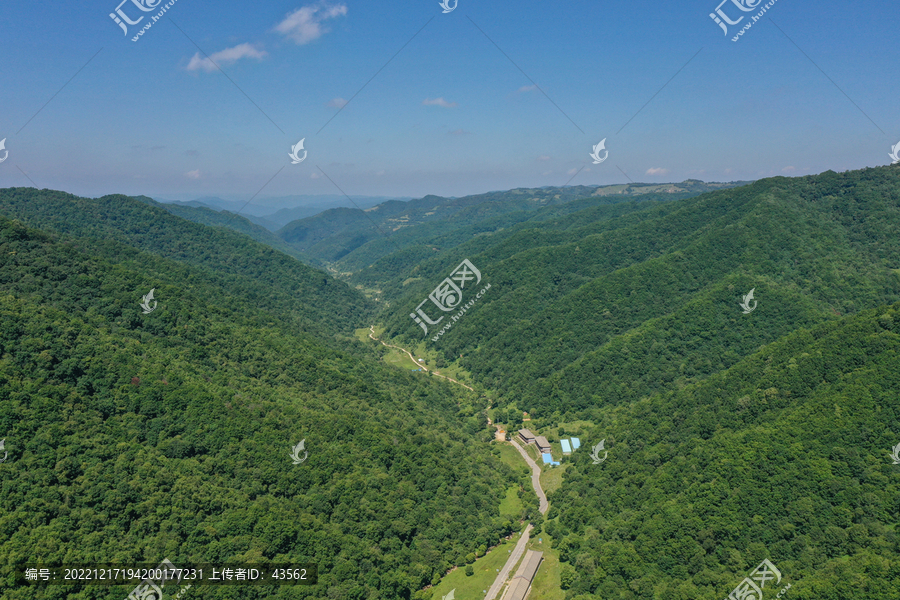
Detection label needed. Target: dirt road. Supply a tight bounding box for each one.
[368,326,474,391]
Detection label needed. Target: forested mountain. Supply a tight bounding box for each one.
[382,168,900,413]
[2,166,898,600]
[145,197,311,264]
[0,188,368,337]
[547,301,900,599]
[0,212,525,600]
[361,165,900,598]
[274,181,750,273]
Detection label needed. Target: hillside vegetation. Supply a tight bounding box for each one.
[0,188,368,338]
[0,209,523,600]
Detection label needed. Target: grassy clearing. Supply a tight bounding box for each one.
[498,485,522,518]
[495,442,528,474]
[427,536,519,600]
[353,327,372,343]
[540,463,568,495]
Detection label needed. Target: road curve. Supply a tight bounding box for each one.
[483,441,549,600]
[510,439,549,515]
[368,326,474,391]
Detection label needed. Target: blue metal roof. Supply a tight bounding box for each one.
[561,439,572,453]
[571,438,581,450]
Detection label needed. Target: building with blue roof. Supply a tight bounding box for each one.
[560,439,572,454]
[571,438,581,450]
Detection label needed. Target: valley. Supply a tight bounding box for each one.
[2,166,900,600]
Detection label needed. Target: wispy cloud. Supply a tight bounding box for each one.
[782,166,796,173]
[275,2,348,45]
[646,167,669,176]
[423,97,458,108]
[185,169,201,179]
[517,85,537,93]
[187,43,267,72]
[327,97,348,108]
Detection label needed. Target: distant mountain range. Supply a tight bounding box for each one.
[158,194,412,230]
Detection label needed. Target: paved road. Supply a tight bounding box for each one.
[511,440,549,515]
[484,524,533,600]
[484,440,549,600]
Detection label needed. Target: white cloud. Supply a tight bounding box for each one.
[517,85,537,93]
[187,43,267,72]
[567,168,578,176]
[327,97,348,108]
[646,167,669,176]
[782,166,796,173]
[310,172,321,179]
[275,2,348,45]
[185,170,201,179]
[423,97,458,108]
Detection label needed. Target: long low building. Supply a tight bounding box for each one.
[500,550,543,600]
[534,435,551,454]
[518,428,535,445]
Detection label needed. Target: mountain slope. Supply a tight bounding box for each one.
[381,168,900,413]
[546,301,900,599]
[0,188,369,337]
[0,214,519,600]
[277,181,751,273]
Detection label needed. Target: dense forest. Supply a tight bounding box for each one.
[0,209,523,599]
[546,302,900,599]
[2,166,899,599]
[365,166,900,599]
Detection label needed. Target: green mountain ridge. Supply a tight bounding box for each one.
[0,188,369,338]
[0,211,525,600]
[547,300,900,599]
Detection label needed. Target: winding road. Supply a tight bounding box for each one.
[510,439,549,515]
[368,326,474,391]
[364,326,550,600]
[484,440,549,600]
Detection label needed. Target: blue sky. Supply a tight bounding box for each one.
[0,0,897,202]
